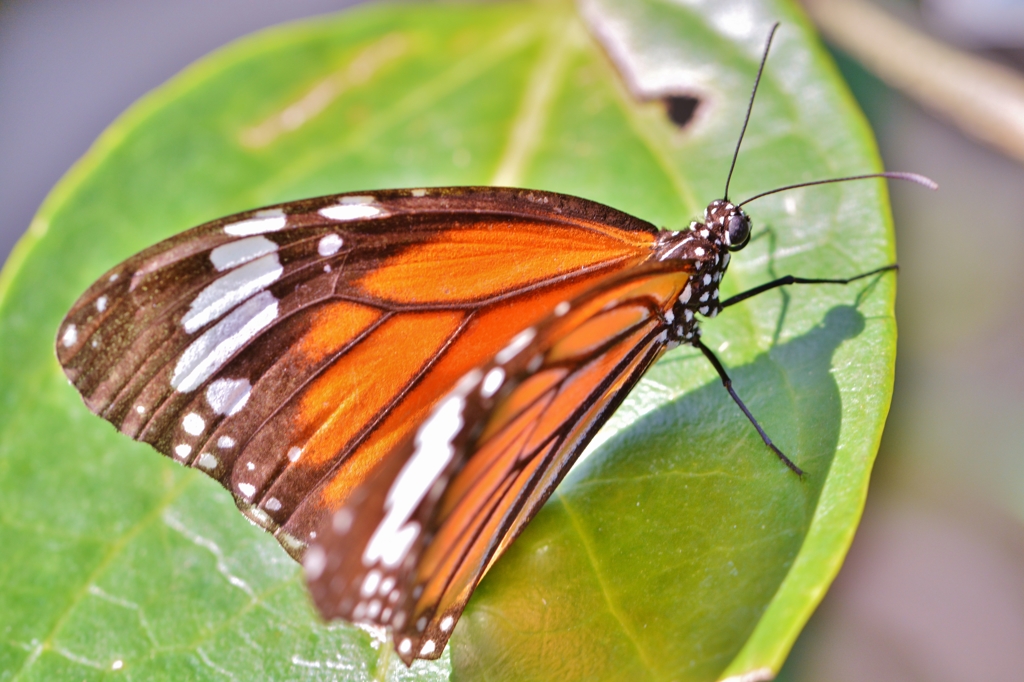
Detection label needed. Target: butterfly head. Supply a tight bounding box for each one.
[705,200,751,251]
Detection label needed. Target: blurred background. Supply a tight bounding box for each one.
[781,1,1024,680]
[2,1,1021,680]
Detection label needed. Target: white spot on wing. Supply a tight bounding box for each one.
[206,378,252,416]
[237,482,256,498]
[197,452,218,469]
[319,200,382,221]
[362,370,481,568]
[420,640,436,656]
[175,444,192,459]
[680,284,691,304]
[182,413,205,435]
[181,253,283,334]
[364,517,417,569]
[411,189,427,197]
[287,446,302,462]
[333,508,353,534]
[95,296,108,312]
[695,247,705,256]
[210,236,278,271]
[335,507,356,532]
[440,615,454,631]
[480,367,505,398]
[554,301,570,316]
[495,328,536,364]
[61,324,77,348]
[224,209,286,236]
[172,291,279,392]
[399,638,412,654]
[304,545,326,580]
[317,233,343,256]
[217,435,236,449]
[361,570,382,597]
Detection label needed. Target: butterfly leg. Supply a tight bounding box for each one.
[693,338,804,476]
[720,264,897,308]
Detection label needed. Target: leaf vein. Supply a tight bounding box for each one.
[7,475,193,681]
[556,492,661,679]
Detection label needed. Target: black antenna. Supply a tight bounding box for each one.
[738,171,938,207]
[723,22,779,201]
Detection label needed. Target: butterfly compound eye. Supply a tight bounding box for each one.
[726,213,751,251]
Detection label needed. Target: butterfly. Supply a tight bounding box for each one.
[54,24,934,665]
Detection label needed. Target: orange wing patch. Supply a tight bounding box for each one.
[296,299,384,361]
[289,263,652,537]
[244,311,466,532]
[297,311,466,469]
[356,220,652,303]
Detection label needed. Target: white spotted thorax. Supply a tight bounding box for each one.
[654,198,750,347]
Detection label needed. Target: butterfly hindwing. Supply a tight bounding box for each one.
[305,263,693,662]
[56,187,662,558]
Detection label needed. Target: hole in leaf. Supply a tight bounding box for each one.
[664,95,700,127]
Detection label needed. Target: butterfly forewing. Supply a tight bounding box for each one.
[305,263,692,663]
[56,187,663,558]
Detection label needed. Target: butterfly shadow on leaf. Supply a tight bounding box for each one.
[452,303,867,682]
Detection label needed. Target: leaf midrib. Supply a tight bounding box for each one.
[556,492,662,681]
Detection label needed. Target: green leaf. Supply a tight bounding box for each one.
[0,1,894,681]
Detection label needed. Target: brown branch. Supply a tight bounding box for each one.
[802,0,1024,164]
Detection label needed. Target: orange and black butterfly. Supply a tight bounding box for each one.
[54,25,933,665]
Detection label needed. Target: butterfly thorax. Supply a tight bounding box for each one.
[655,199,750,347]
